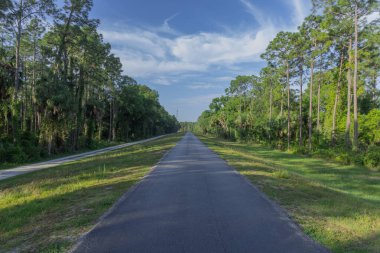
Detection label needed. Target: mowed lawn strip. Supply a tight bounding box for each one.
[0,140,124,171]
[198,135,380,253]
[0,133,183,253]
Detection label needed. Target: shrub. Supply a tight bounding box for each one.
[0,144,6,162]
[312,149,334,160]
[19,132,41,161]
[360,109,380,145]
[3,143,27,163]
[364,146,380,170]
[335,153,351,165]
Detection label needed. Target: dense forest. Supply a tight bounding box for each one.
[0,0,179,163]
[198,0,380,169]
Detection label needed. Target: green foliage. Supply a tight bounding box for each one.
[0,142,26,163]
[0,132,42,163]
[360,109,380,145]
[0,0,179,163]
[180,122,197,132]
[364,145,380,170]
[197,0,380,168]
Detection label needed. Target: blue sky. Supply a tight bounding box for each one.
[90,0,313,122]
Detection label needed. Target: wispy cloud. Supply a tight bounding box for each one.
[100,0,310,80]
[293,0,306,24]
[101,17,278,78]
[240,0,270,26]
[152,77,173,86]
[282,0,311,27]
[366,11,380,24]
[186,83,222,90]
[98,0,313,121]
[216,76,234,82]
[147,13,182,36]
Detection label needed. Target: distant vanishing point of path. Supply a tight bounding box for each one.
[73,133,328,253]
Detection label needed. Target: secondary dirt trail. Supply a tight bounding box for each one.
[73,132,328,253]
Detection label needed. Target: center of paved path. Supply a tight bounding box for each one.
[73,133,327,253]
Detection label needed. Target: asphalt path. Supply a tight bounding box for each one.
[0,135,166,181]
[73,132,328,253]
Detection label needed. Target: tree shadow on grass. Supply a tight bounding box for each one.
[240,171,380,253]
[0,136,182,253]
[202,136,380,203]
[199,135,380,253]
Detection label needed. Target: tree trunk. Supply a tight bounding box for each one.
[98,119,102,140]
[12,1,23,142]
[299,65,303,146]
[47,134,53,156]
[332,51,344,145]
[269,86,273,121]
[317,71,322,132]
[353,4,359,150]
[112,100,116,141]
[32,37,37,133]
[15,8,22,93]
[21,62,27,131]
[56,5,74,78]
[108,101,112,141]
[345,39,353,148]
[308,58,314,151]
[268,86,273,143]
[286,61,290,150]
[280,89,284,117]
[75,66,85,149]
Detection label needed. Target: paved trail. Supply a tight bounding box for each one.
[0,135,165,181]
[73,133,328,253]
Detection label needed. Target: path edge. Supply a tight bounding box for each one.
[195,134,330,253]
[69,134,183,253]
[0,134,168,181]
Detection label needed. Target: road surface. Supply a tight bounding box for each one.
[73,133,328,253]
[0,135,165,181]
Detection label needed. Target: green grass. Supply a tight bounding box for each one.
[0,139,124,171]
[197,134,380,253]
[0,133,183,253]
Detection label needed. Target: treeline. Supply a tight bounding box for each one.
[0,0,179,163]
[180,122,197,132]
[198,0,380,168]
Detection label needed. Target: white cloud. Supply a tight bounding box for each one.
[145,13,182,36]
[100,29,169,59]
[187,83,222,90]
[101,25,278,78]
[240,0,270,26]
[152,78,172,86]
[366,11,380,24]
[216,76,234,82]
[99,0,310,80]
[292,0,307,24]
[281,0,311,28]
[171,29,275,65]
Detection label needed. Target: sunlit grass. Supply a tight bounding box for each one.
[198,135,380,253]
[0,133,183,253]
[0,140,124,171]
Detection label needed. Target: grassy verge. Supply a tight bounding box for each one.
[0,133,183,253]
[0,140,124,171]
[197,134,380,253]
